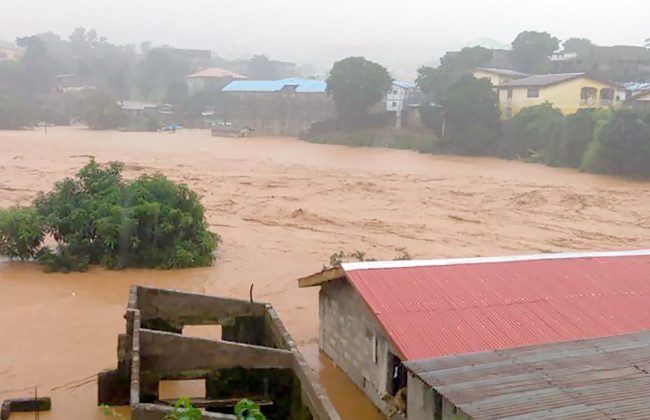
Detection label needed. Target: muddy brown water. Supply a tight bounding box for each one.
[2,127,650,420]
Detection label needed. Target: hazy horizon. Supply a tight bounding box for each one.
[2,0,648,79]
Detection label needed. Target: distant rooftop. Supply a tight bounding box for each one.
[393,81,416,89]
[475,67,530,78]
[499,72,587,88]
[120,101,156,111]
[222,78,327,93]
[187,68,247,79]
[461,37,511,51]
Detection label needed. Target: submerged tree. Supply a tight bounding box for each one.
[0,160,220,272]
[326,57,392,122]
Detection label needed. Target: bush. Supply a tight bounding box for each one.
[580,109,650,178]
[0,207,44,260]
[498,103,563,161]
[0,160,219,272]
[0,95,37,129]
[551,109,596,168]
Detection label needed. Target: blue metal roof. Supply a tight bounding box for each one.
[393,81,415,89]
[222,78,327,93]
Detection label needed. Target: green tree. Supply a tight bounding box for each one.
[417,47,493,103]
[581,109,650,178]
[498,103,564,161]
[552,109,596,168]
[246,55,279,80]
[0,95,37,129]
[15,35,58,95]
[511,31,560,73]
[326,57,392,122]
[78,91,127,130]
[562,38,593,54]
[0,160,220,272]
[438,75,501,156]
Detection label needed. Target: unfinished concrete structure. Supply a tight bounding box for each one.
[299,249,650,419]
[98,286,340,420]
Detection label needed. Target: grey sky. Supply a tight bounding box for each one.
[1,0,647,78]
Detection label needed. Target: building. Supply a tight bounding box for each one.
[98,286,341,420]
[298,249,650,418]
[629,88,650,111]
[119,101,157,116]
[386,81,417,113]
[498,72,621,118]
[186,68,247,94]
[550,45,650,82]
[221,78,335,136]
[471,67,530,87]
[0,46,20,61]
[406,330,650,420]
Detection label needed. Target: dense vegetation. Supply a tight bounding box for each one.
[0,160,219,272]
[0,28,296,130]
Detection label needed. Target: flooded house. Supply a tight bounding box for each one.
[298,249,650,419]
[221,78,336,137]
[98,286,341,420]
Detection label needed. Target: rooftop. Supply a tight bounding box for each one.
[475,67,530,78]
[393,81,416,89]
[222,78,327,93]
[406,330,650,420]
[187,68,247,79]
[498,72,587,88]
[120,101,156,111]
[299,249,650,360]
[461,37,511,51]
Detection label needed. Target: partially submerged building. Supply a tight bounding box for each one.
[298,249,650,419]
[98,286,341,420]
[406,330,650,420]
[221,78,335,137]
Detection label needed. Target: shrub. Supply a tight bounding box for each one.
[580,108,650,178]
[498,103,563,161]
[0,160,219,272]
[551,109,596,168]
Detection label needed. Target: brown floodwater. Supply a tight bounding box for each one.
[2,127,650,420]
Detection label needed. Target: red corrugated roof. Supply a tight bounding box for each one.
[343,251,650,361]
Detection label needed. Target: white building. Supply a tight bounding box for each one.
[386,81,416,113]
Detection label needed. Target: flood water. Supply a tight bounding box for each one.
[2,127,650,419]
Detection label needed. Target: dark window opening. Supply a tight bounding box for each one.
[527,88,540,98]
[387,353,407,397]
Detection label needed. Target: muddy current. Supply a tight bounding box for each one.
[2,127,650,420]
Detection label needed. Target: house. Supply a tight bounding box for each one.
[0,46,20,61]
[386,81,417,113]
[406,330,650,420]
[629,88,650,111]
[550,45,650,82]
[119,101,157,116]
[471,67,529,87]
[186,68,247,94]
[298,249,650,418]
[221,78,335,136]
[497,72,621,118]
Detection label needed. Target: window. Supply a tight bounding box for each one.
[507,88,513,99]
[527,89,540,98]
[392,101,397,108]
[392,90,398,95]
[373,334,379,364]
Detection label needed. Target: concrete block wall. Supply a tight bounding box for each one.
[320,279,395,414]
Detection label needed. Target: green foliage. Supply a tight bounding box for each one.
[326,57,392,121]
[562,38,593,54]
[168,397,203,420]
[0,95,37,129]
[417,47,493,103]
[0,160,219,272]
[511,31,560,73]
[580,109,650,178]
[551,110,596,168]
[246,55,279,80]
[78,92,127,130]
[499,103,564,161]
[0,207,44,260]
[235,399,267,420]
[127,113,161,132]
[439,75,501,156]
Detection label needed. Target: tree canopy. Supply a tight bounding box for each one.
[326,57,392,121]
[0,160,220,272]
[511,31,560,73]
[562,38,593,54]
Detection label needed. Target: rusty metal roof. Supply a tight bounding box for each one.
[339,249,650,361]
[405,330,650,420]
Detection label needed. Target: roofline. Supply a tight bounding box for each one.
[630,88,650,100]
[498,73,622,89]
[342,248,650,272]
[474,67,530,77]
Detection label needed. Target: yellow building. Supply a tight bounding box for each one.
[0,46,21,61]
[472,67,530,87]
[498,73,620,118]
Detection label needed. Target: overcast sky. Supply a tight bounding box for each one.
[1,0,648,76]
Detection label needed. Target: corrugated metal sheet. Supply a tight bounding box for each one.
[343,253,650,360]
[406,330,650,420]
[393,81,416,89]
[222,78,326,93]
[498,73,585,88]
